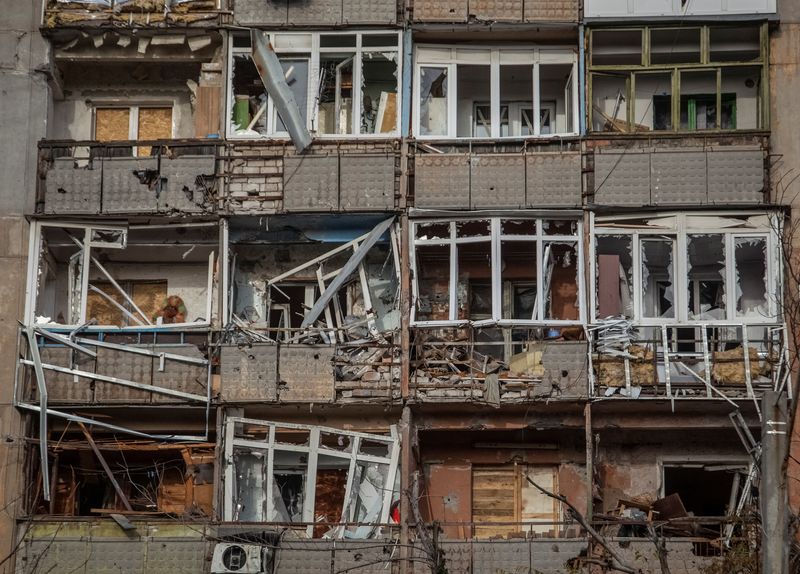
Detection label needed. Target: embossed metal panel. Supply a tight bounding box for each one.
[234,0,288,25]
[94,346,153,403]
[531,540,586,573]
[220,344,279,402]
[151,345,207,404]
[101,157,159,213]
[651,150,707,205]
[160,155,215,213]
[38,346,95,404]
[593,151,651,206]
[288,0,343,25]
[274,541,334,573]
[334,542,398,574]
[438,542,472,573]
[279,345,335,402]
[283,155,339,211]
[541,341,588,399]
[343,0,397,23]
[414,154,470,209]
[44,158,102,214]
[469,0,523,21]
[85,540,147,573]
[707,149,764,204]
[144,539,208,573]
[413,0,468,21]
[470,155,525,209]
[340,155,396,210]
[472,541,530,573]
[524,0,578,21]
[526,152,582,207]
[19,540,90,574]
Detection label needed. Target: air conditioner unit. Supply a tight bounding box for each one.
[211,543,264,574]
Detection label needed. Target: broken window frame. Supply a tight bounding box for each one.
[410,217,584,327]
[587,23,769,132]
[25,220,218,330]
[226,31,402,140]
[413,46,579,139]
[223,417,400,539]
[590,212,780,325]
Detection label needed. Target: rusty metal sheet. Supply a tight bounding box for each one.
[159,155,215,213]
[414,154,470,209]
[44,158,102,214]
[94,346,153,403]
[524,0,577,21]
[101,157,159,214]
[233,0,288,25]
[469,0,523,21]
[283,155,339,211]
[339,155,396,210]
[707,149,765,204]
[288,0,342,25]
[470,154,525,209]
[151,345,207,404]
[279,345,335,402]
[343,0,397,23]
[593,151,651,206]
[220,344,279,402]
[651,150,707,205]
[413,0,468,21]
[525,152,582,207]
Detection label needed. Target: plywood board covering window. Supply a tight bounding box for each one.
[472,464,559,538]
[94,106,173,156]
[95,108,131,141]
[137,107,173,156]
[86,280,167,326]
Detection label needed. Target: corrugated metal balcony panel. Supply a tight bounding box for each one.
[159,155,215,213]
[151,345,208,404]
[525,152,582,208]
[101,157,160,214]
[707,149,765,204]
[339,154,397,211]
[413,0,468,22]
[651,150,707,205]
[413,153,470,209]
[288,0,343,25]
[43,158,102,214]
[233,0,288,25]
[469,0,523,21]
[93,346,153,403]
[524,0,578,21]
[343,0,397,24]
[278,345,335,402]
[283,155,340,212]
[37,347,95,404]
[593,151,652,206]
[470,154,525,209]
[219,345,279,402]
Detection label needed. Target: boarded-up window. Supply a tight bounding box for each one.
[137,107,173,156]
[95,108,131,141]
[86,280,167,326]
[94,106,173,156]
[472,464,559,538]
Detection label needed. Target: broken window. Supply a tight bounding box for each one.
[412,218,582,325]
[472,465,560,538]
[28,222,218,328]
[94,105,173,156]
[588,24,768,131]
[662,463,749,519]
[228,32,400,139]
[593,213,778,324]
[415,47,578,138]
[224,418,399,539]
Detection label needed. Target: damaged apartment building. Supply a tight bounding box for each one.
[0,0,795,573]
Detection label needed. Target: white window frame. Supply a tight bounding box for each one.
[226,30,402,140]
[25,220,217,331]
[590,211,781,326]
[413,45,579,139]
[410,217,585,327]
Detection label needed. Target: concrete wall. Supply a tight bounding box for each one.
[0,0,49,571]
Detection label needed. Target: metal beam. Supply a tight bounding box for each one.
[78,422,134,512]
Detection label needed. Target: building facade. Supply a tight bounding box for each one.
[0,0,797,572]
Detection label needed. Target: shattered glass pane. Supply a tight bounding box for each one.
[501,219,537,236]
[641,238,675,319]
[231,55,268,136]
[502,241,537,320]
[361,52,398,134]
[318,55,355,135]
[456,220,490,237]
[687,234,726,321]
[735,236,768,318]
[415,244,451,321]
[543,220,577,236]
[595,235,633,319]
[419,67,448,136]
[233,450,266,522]
[275,59,309,133]
[458,241,492,320]
[416,222,450,240]
[544,243,579,320]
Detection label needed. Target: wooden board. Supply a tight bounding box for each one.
[132,281,168,323]
[376,91,397,134]
[95,108,130,141]
[195,85,221,138]
[85,280,167,326]
[86,281,126,326]
[137,107,172,157]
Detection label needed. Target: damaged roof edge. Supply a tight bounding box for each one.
[250,30,312,153]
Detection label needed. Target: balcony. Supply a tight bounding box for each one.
[37,140,220,215]
[42,0,228,29]
[410,0,578,24]
[584,0,776,20]
[233,0,399,26]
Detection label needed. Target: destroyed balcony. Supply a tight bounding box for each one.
[38,141,220,215]
[224,141,401,213]
[410,0,578,24]
[233,0,399,26]
[42,0,228,29]
[586,134,769,207]
[412,141,582,209]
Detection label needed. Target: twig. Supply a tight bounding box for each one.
[524,474,639,574]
